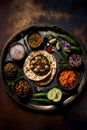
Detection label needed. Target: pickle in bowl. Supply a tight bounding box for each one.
[3,61,17,77]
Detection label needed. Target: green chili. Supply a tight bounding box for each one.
[33,92,47,98]
[71,46,80,51]
[59,34,75,45]
[31,98,51,104]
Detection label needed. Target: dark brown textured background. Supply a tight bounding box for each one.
[0,0,87,130]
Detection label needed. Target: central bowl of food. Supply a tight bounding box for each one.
[30,54,50,76]
[23,50,57,85]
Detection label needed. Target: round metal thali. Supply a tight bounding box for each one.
[0,25,87,111]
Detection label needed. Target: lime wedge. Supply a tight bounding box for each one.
[47,89,56,100]
[56,42,60,50]
[49,38,57,44]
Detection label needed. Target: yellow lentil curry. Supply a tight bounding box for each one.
[28,32,42,48]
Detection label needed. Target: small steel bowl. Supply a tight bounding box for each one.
[57,67,78,91]
[68,53,82,68]
[14,79,31,98]
[9,42,26,61]
[27,31,43,50]
[3,61,17,77]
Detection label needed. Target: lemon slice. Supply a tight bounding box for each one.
[47,88,62,102]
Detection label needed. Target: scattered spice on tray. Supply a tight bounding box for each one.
[58,69,77,89]
[4,62,16,76]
